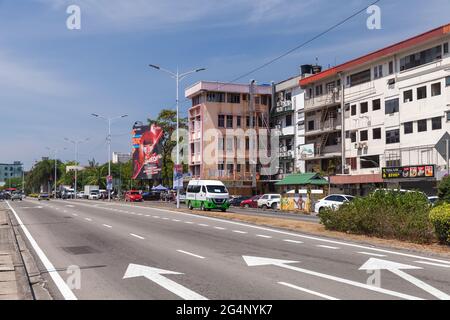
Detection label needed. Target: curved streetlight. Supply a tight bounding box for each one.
[46,147,67,198]
[64,138,90,199]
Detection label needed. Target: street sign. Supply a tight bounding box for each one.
[106,175,113,191]
[435,132,450,160]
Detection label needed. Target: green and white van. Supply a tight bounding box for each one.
[186,180,230,212]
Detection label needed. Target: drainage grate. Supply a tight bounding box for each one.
[61,246,100,255]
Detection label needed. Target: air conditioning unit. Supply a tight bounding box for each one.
[361,142,368,148]
[354,143,359,149]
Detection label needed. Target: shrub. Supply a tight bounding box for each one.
[429,204,450,245]
[437,176,450,203]
[319,190,434,244]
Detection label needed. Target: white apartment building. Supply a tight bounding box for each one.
[272,74,306,181]
[299,23,450,195]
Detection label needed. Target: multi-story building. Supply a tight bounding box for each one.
[299,23,450,195]
[185,81,273,195]
[272,73,307,181]
[0,161,23,186]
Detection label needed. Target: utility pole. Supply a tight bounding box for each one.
[64,138,89,199]
[46,147,66,199]
[249,80,257,195]
[447,139,449,176]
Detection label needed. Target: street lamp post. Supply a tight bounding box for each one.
[148,64,206,209]
[46,147,67,199]
[64,138,89,199]
[91,114,128,202]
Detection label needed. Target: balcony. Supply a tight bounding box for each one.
[190,153,202,164]
[279,148,294,159]
[273,125,295,137]
[304,91,340,111]
[305,117,341,136]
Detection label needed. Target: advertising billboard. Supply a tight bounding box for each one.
[299,144,315,159]
[132,123,164,180]
[382,165,435,180]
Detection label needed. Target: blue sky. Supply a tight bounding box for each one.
[1,0,449,169]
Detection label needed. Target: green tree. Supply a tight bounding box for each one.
[438,175,450,203]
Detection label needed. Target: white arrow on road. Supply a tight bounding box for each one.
[359,258,450,300]
[123,264,207,300]
[243,256,423,300]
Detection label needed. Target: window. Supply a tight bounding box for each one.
[207,92,225,102]
[227,93,240,104]
[444,43,449,54]
[226,137,233,151]
[417,86,427,100]
[360,155,380,169]
[360,130,368,141]
[372,99,381,111]
[226,115,233,128]
[308,120,315,131]
[447,76,450,87]
[385,98,399,114]
[389,61,394,75]
[349,69,371,86]
[374,65,383,79]
[236,116,241,127]
[360,102,368,114]
[350,131,357,143]
[351,104,357,116]
[373,128,381,140]
[447,112,450,122]
[192,95,201,106]
[404,122,413,134]
[432,117,442,130]
[403,90,413,103]
[400,45,442,71]
[386,129,400,144]
[315,85,323,96]
[418,119,427,132]
[261,95,269,106]
[431,82,441,96]
[346,157,357,170]
[245,137,250,150]
[218,115,225,128]
[286,114,292,127]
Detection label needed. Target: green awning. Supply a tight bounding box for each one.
[275,173,329,186]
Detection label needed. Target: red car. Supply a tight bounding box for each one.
[240,195,261,208]
[125,190,143,202]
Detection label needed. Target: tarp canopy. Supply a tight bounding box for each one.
[151,184,168,191]
[275,173,328,186]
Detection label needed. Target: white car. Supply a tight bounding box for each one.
[88,191,100,200]
[257,194,281,210]
[77,192,85,199]
[314,194,355,214]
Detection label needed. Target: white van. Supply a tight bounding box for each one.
[186,180,230,212]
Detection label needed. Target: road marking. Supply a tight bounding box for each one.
[123,264,207,300]
[62,200,450,266]
[176,250,205,259]
[145,215,150,217]
[198,224,209,227]
[233,230,247,234]
[284,239,303,244]
[84,218,92,222]
[214,227,226,230]
[360,258,450,300]
[102,224,113,228]
[162,217,170,220]
[153,216,160,219]
[243,256,422,300]
[184,221,194,224]
[137,213,143,216]
[358,252,386,257]
[63,210,68,213]
[130,233,145,240]
[172,219,181,222]
[72,213,78,216]
[317,245,340,250]
[278,282,339,300]
[414,261,450,268]
[256,235,272,239]
[6,201,77,300]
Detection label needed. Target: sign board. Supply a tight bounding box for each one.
[106,175,113,191]
[299,144,315,159]
[173,165,184,190]
[382,165,435,180]
[66,165,85,173]
[435,132,450,160]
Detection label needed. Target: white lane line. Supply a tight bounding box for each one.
[84,218,92,222]
[153,216,160,219]
[172,219,181,222]
[145,215,150,217]
[233,230,248,234]
[284,239,304,244]
[137,213,143,216]
[176,250,205,259]
[279,282,339,300]
[214,227,226,230]
[6,201,77,300]
[72,213,78,216]
[414,261,450,268]
[102,224,113,228]
[162,217,170,220]
[358,252,386,257]
[317,245,340,250]
[198,224,209,227]
[63,210,68,213]
[130,233,145,240]
[256,235,272,239]
[185,221,194,224]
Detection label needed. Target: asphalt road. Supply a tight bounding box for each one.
[5,198,450,300]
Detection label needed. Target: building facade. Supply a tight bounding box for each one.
[299,24,450,195]
[112,152,131,164]
[185,81,273,195]
[0,161,23,186]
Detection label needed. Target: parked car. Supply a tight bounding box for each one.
[240,195,261,208]
[428,196,439,206]
[38,193,50,201]
[142,191,161,201]
[77,191,85,199]
[314,194,355,214]
[125,190,143,202]
[257,194,281,210]
[229,196,251,207]
[10,192,23,201]
[88,190,100,200]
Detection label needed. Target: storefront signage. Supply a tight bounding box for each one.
[382,165,435,180]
